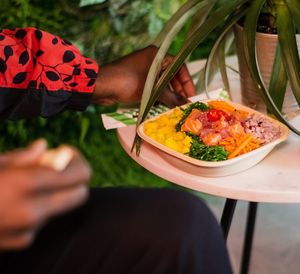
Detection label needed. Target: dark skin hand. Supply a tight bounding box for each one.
[0,140,91,250]
[92,45,196,107]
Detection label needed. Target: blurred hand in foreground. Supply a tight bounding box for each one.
[92,45,196,107]
[0,139,91,250]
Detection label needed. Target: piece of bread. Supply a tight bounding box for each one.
[39,146,74,171]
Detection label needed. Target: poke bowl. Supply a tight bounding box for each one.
[137,99,289,177]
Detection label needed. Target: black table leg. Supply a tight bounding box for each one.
[221,198,237,241]
[240,202,258,274]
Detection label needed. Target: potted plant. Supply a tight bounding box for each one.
[234,0,300,115]
[134,0,300,151]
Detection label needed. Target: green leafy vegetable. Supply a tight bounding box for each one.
[188,135,228,162]
[175,102,209,131]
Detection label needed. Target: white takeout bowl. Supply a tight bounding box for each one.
[137,100,289,177]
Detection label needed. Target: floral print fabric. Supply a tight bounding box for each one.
[0,27,98,93]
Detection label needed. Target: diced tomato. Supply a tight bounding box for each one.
[207,109,220,122]
[181,118,203,135]
[207,109,230,122]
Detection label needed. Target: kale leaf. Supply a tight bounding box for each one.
[188,135,228,162]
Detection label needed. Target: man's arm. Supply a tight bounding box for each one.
[0,28,98,120]
[0,28,196,120]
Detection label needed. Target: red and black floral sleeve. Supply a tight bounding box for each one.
[0,27,98,120]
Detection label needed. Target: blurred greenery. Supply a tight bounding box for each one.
[0,0,211,188]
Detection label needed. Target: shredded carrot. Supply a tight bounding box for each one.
[228,134,253,159]
[219,134,261,159]
[208,100,235,113]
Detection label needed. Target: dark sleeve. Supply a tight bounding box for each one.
[0,27,99,120]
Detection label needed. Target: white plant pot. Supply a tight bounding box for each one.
[234,24,300,114]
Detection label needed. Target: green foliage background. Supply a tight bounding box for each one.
[0,0,210,188]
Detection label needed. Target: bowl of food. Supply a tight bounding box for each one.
[137,99,289,177]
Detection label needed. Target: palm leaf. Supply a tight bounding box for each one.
[276,3,300,108]
[204,32,230,98]
[195,33,234,94]
[268,44,287,111]
[204,24,243,100]
[284,0,300,33]
[217,33,234,98]
[244,0,300,134]
[194,32,234,94]
[196,28,236,95]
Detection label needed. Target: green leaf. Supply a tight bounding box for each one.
[189,136,228,161]
[276,3,300,108]
[196,29,235,94]
[218,33,233,97]
[79,0,106,7]
[284,0,300,33]
[244,0,300,135]
[80,117,90,144]
[268,44,287,111]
